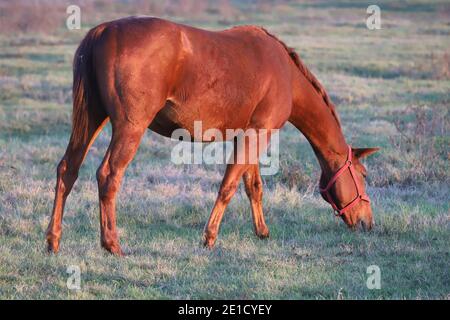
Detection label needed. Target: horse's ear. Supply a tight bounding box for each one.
[352,147,380,159]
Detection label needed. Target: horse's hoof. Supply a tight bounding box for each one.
[256,227,270,239]
[107,247,124,256]
[47,242,60,254]
[202,234,217,249]
[46,236,60,254]
[113,249,124,257]
[102,243,124,256]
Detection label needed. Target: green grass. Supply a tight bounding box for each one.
[0,1,449,299]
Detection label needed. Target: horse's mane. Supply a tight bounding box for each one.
[259,28,341,127]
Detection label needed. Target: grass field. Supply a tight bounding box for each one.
[0,0,449,299]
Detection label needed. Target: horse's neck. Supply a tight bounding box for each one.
[289,71,348,175]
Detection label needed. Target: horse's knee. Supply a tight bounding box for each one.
[253,180,263,199]
[244,175,263,200]
[218,182,238,203]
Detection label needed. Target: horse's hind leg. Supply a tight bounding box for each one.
[243,164,270,239]
[46,114,108,253]
[95,123,148,255]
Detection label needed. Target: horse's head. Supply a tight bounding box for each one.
[320,146,379,230]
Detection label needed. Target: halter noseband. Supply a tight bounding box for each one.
[319,145,370,216]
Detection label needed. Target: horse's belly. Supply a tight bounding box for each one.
[148,99,253,141]
[148,101,182,138]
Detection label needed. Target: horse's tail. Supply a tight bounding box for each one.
[70,25,106,148]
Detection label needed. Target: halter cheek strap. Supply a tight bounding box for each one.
[319,145,370,216]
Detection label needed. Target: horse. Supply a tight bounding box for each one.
[46,17,379,255]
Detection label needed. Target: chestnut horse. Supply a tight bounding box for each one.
[46,17,378,255]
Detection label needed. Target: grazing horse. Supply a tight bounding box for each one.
[46,17,379,255]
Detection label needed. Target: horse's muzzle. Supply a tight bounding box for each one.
[360,217,374,231]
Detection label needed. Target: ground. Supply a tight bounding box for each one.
[0,0,449,299]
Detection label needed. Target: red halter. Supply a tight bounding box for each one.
[319,145,370,216]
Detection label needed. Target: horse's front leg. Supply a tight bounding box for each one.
[202,162,249,248]
[202,131,270,248]
[243,164,270,239]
